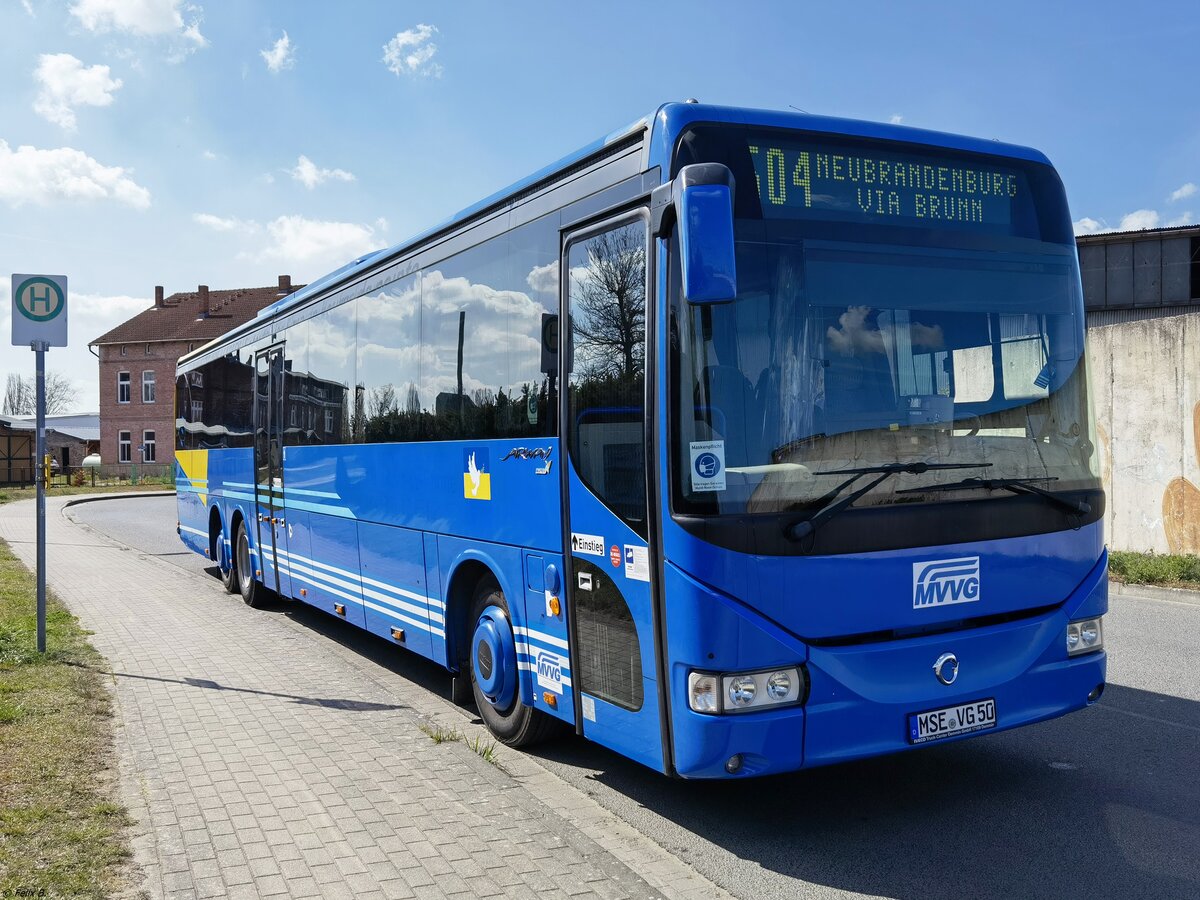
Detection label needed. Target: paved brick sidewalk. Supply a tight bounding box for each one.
[0,497,725,900]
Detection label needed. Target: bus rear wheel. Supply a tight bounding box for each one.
[234,520,267,608]
[468,580,558,747]
[217,526,237,593]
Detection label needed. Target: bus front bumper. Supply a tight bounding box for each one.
[672,609,1106,779]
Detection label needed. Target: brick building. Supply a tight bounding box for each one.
[89,277,299,470]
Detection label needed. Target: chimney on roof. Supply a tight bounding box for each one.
[154,285,164,308]
[197,285,210,318]
[278,274,293,295]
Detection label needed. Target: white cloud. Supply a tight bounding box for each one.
[257,215,386,272]
[383,24,442,78]
[21,0,34,16]
[1168,182,1196,204]
[290,155,355,189]
[201,149,216,160]
[526,261,558,295]
[1118,209,1160,231]
[1073,217,1106,235]
[261,31,294,73]
[0,140,150,209]
[192,212,257,233]
[1165,211,1194,227]
[889,114,903,125]
[69,0,207,50]
[32,53,122,130]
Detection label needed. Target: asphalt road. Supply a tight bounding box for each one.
[68,495,1200,900]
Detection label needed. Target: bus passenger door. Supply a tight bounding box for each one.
[561,212,666,773]
[253,345,291,598]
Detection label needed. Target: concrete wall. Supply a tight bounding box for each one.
[1088,311,1200,553]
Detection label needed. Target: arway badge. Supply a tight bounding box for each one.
[11,274,68,347]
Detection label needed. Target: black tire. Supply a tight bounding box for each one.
[218,525,237,593]
[468,579,560,747]
[234,520,268,608]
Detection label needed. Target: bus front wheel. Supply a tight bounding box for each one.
[468,580,558,747]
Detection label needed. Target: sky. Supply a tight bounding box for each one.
[0,0,1197,413]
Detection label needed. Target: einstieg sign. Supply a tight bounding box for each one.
[11,274,68,347]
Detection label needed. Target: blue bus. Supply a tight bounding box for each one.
[174,102,1106,778]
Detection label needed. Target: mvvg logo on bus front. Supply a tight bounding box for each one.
[912,557,981,609]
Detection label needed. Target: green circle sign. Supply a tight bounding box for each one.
[15,277,65,322]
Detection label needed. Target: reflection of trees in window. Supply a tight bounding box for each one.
[570,225,646,381]
[362,379,551,443]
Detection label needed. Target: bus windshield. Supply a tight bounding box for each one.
[670,127,1100,519]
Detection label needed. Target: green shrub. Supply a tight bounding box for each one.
[1109,551,1200,586]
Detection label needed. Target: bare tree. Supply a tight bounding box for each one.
[570,225,646,380]
[45,372,76,414]
[2,374,31,416]
[1,372,76,415]
[404,382,421,414]
[366,383,397,420]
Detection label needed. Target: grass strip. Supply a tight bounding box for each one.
[1109,550,1200,588]
[0,540,132,898]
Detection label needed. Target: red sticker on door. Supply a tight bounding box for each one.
[609,545,621,567]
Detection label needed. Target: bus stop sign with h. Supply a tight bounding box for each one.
[11,273,68,654]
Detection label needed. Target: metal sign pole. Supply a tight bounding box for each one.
[33,339,48,653]
[11,273,67,655]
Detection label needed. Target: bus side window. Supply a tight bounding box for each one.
[565,219,649,537]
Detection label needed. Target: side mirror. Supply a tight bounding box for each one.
[654,163,738,304]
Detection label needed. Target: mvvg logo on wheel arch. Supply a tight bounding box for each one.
[912,557,980,609]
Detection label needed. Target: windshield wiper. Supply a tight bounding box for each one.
[895,476,1092,516]
[785,461,993,541]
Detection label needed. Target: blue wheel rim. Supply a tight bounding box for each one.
[472,604,517,710]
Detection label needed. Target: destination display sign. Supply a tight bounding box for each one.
[746,139,1031,232]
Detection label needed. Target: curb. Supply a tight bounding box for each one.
[61,490,175,508]
[1112,580,1200,607]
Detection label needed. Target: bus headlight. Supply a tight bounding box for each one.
[1067,617,1103,656]
[766,670,792,700]
[687,667,806,714]
[728,675,757,707]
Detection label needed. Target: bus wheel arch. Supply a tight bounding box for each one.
[445,559,496,676]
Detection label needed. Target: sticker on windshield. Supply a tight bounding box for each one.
[689,440,726,492]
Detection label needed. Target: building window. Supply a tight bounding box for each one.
[120,345,127,356]
[118,372,131,404]
[142,431,156,462]
[190,400,203,421]
[145,344,152,356]
[325,408,334,433]
[118,431,131,463]
[142,371,156,403]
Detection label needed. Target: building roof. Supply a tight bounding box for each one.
[0,413,99,442]
[1076,223,1200,243]
[0,415,34,432]
[90,279,302,347]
